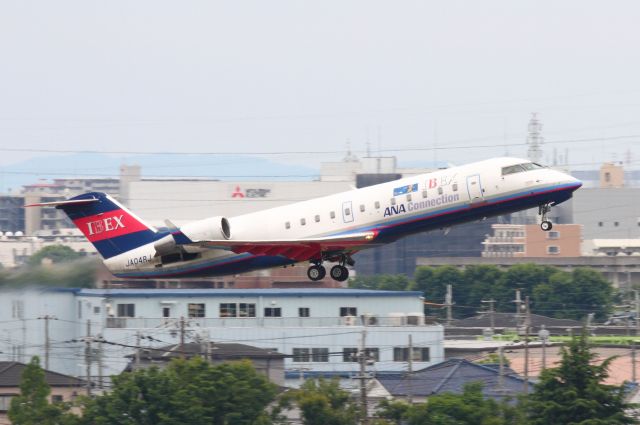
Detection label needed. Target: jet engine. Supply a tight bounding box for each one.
[179,216,231,242]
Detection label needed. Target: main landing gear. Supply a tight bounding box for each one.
[307,255,352,282]
[539,203,553,231]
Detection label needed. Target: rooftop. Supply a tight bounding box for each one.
[63,288,424,298]
[0,361,85,387]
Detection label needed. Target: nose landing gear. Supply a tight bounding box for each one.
[539,203,553,231]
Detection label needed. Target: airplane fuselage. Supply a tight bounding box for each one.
[105,157,581,279]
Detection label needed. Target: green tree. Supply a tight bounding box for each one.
[525,332,634,425]
[496,263,556,312]
[349,274,411,291]
[532,268,613,321]
[402,382,522,425]
[28,245,84,267]
[80,357,277,425]
[8,356,75,425]
[289,378,359,425]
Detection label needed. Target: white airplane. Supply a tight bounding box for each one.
[26,157,581,282]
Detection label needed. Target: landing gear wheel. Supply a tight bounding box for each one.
[330,265,350,282]
[307,265,326,281]
[538,203,553,232]
[541,221,553,231]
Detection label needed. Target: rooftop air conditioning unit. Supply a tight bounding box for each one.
[361,313,379,326]
[343,315,357,326]
[388,313,406,326]
[406,313,425,326]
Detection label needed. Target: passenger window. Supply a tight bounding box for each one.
[300,218,306,226]
[360,204,365,212]
[452,183,458,192]
[314,215,320,223]
[437,187,443,195]
[330,211,336,219]
[390,198,396,206]
[375,201,380,209]
[406,194,412,202]
[422,190,428,199]
[285,222,290,229]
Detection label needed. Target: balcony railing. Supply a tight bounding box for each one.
[105,315,430,329]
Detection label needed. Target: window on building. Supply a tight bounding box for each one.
[375,201,380,209]
[293,348,311,362]
[219,303,236,317]
[330,211,336,219]
[51,394,63,403]
[264,307,282,317]
[312,348,329,362]
[0,395,12,411]
[188,303,206,318]
[239,303,256,317]
[340,307,357,317]
[360,204,365,212]
[598,221,603,227]
[285,221,291,229]
[300,218,306,226]
[343,348,359,362]
[78,300,83,319]
[314,215,320,223]
[298,307,310,317]
[365,348,380,362]
[547,231,560,239]
[614,221,619,227]
[93,306,100,315]
[117,304,135,318]
[393,347,430,362]
[11,300,24,319]
[547,246,560,255]
[162,307,171,318]
[605,172,611,182]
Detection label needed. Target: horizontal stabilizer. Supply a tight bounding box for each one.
[24,198,99,208]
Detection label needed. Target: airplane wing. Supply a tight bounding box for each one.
[186,231,378,261]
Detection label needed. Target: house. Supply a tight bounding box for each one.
[0,361,86,423]
[125,342,286,386]
[375,358,533,403]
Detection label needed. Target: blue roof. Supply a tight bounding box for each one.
[58,288,423,298]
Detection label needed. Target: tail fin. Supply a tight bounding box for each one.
[26,192,158,259]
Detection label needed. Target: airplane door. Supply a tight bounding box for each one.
[466,175,484,204]
[342,201,354,223]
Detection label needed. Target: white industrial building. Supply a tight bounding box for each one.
[0,288,443,387]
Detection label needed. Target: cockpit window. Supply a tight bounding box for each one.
[501,162,544,176]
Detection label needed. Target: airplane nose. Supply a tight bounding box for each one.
[570,176,583,189]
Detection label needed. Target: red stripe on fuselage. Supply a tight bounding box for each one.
[73,209,148,242]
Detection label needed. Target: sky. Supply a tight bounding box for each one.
[1,0,640,181]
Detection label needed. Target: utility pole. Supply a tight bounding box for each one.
[356,328,369,425]
[539,325,550,371]
[634,290,639,337]
[513,289,523,329]
[180,317,186,359]
[407,335,413,404]
[85,320,92,396]
[481,299,496,334]
[633,342,637,384]
[38,315,56,370]
[135,331,141,368]
[498,346,505,391]
[445,284,453,326]
[523,296,530,394]
[97,334,104,390]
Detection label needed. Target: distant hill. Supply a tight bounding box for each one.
[0,153,319,192]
